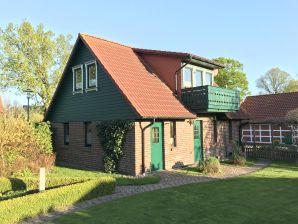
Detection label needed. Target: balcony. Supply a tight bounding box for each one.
[181,85,240,113]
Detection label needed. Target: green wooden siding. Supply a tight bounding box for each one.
[181,85,240,113]
[46,40,138,122]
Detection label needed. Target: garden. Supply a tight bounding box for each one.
[49,162,298,224]
[0,108,159,224]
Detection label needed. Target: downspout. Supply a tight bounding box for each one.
[139,118,155,174]
[174,55,193,94]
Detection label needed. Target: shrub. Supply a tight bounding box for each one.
[204,157,221,173]
[96,120,133,173]
[0,178,26,194]
[0,177,116,224]
[0,108,54,177]
[232,142,246,166]
[0,176,93,194]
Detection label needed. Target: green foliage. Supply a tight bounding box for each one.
[284,79,298,93]
[256,67,291,94]
[96,120,133,173]
[204,157,221,173]
[0,178,116,224]
[0,21,72,113]
[0,108,54,177]
[0,176,94,195]
[232,142,246,166]
[33,122,53,154]
[213,57,249,99]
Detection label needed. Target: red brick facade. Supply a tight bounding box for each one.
[52,118,240,176]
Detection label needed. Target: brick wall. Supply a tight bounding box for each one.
[200,117,240,158]
[52,118,241,176]
[52,122,136,175]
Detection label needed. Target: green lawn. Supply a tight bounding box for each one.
[48,166,160,186]
[49,162,298,224]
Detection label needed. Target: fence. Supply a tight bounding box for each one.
[242,143,298,162]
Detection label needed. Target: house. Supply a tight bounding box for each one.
[227,92,298,145]
[45,33,241,175]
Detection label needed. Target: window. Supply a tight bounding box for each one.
[85,122,92,147]
[213,121,217,143]
[85,61,97,89]
[194,70,203,87]
[205,72,213,85]
[152,127,159,143]
[72,65,83,92]
[182,65,213,88]
[170,121,177,147]
[229,120,233,142]
[194,125,200,139]
[64,123,69,145]
[182,67,192,88]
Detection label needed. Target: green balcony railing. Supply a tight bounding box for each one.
[181,85,240,113]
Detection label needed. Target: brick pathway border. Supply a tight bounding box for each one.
[22,160,270,224]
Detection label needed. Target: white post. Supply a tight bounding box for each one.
[39,167,46,192]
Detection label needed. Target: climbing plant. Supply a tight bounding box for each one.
[96,120,133,173]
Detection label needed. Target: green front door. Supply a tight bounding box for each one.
[194,120,202,162]
[151,122,163,171]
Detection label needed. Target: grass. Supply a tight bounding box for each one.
[48,166,160,186]
[48,162,298,224]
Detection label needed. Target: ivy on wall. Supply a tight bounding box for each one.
[96,120,133,173]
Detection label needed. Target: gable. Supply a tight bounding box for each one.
[46,39,138,122]
[80,34,195,119]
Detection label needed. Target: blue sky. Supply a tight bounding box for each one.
[1,0,297,105]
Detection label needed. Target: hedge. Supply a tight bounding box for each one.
[0,176,93,194]
[0,177,116,224]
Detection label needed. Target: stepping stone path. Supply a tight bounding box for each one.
[22,160,270,224]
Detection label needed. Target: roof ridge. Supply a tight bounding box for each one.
[134,47,189,55]
[247,91,298,98]
[79,33,132,49]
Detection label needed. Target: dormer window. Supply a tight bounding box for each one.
[72,65,83,92]
[205,72,213,86]
[85,61,97,90]
[182,65,213,88]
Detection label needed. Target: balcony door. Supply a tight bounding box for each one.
[194,120,202,162]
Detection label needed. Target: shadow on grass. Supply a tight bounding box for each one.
[48,176,298,224]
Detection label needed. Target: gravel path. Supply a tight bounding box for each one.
[22,159,270,224]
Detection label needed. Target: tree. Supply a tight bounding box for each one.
[0,21,72,113]
[256,68,291,94]
[213,57,249,99]
[284,79,298,93]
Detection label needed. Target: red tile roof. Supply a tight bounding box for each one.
[134,48,224,68]
[80,33,195,119]
[227,92,298,122]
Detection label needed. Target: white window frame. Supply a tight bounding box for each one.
[85,60,98,92]
[72,64,84,94]
[182,64,214,89]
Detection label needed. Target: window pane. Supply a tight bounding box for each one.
[152,127,159,143]
[85,122,92,146]
[183,67,192,88]
[87,63,96,87]
[205,72,213,85]
[75,68,82,90]
[194,70,203,87]
[64,123,69,145]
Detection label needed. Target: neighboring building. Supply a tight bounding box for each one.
[228,92,298,145]
[45,33,241,175]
